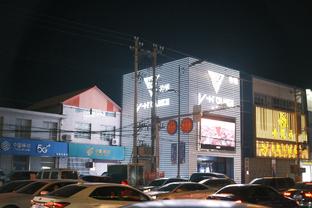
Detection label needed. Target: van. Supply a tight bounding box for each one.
[249,177,295,193]
[36,169,79,180]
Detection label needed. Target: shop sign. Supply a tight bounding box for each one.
[256,140,308,159]
[0,137,68,157]
[137,75,170,112]
[69,143,124,160]
[198,70,237,109]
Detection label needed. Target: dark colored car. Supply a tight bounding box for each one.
[283,182,312,207]
[8,170,37,181]
[80,175,113,183]
[208,184,299,208]
[190,172,229,182]
[0,180,35,193]
[140,178,188,192]
[199,178,236,191]
[249,177,295,193]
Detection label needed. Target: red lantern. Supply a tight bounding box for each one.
[167,120,177,135]
[181,117,193,133]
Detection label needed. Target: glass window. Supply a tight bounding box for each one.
[17,181,47,194]
[51,172,58,179]
[49,185,86,197]
[178,183,208,192]
[100,125,115,141]
[15,118,31,138]
[89,186,149,201]
[43,121,58,140]
[158,183,181,192]
[105,112,116,117]
[74,122,91,139]
[61,171,78,179]
[42,171,50,179]
[42,181,77,193]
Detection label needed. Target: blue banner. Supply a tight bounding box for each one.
[69,143,124,160]
[0,137,68,157]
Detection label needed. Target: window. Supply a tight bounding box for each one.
[15,118,31,138]
[43,121,58,140]
[105,112,116,117]
[100,125,115,141]
[90,186,149,201]
[74,122,91,139]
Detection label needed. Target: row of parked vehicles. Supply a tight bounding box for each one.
[0,169,309,208]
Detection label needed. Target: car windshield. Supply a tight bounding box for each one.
[48,185,87,197]
[158,183,181,192]
[16,181,47,194]
[0,181,33,193]
[148,179,167,187]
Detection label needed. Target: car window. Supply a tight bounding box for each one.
[251,186,279,201]
[177,184,208,192]
[36,172,42,179]
[0,180,33,193]
[89,186,149,201]
[164,178,187,184]
[42,171,50,179]
[158,183,182,192]
[48,185,87,197]
[203,179,234,188]
[61,171,78,179]
[42,181,77,193]
[51,171,58,179]
[16,181,47,194]
[217,186,251,200]
[148,179,167,186]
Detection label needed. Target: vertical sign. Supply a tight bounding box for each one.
[171,143,177,164]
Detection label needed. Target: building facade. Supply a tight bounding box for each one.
[0,107,66,173]
[0,86,124,176]
[122,57,242,182]
[241,76,309,182]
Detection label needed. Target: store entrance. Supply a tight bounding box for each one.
[197,156,234,179]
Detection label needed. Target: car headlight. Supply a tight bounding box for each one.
[143,189,151,193]
[151,196,157,200]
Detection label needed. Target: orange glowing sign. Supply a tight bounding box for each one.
[181,118,193,133]
[167,120,177,135]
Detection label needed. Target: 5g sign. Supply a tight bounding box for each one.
[37,144,51,154]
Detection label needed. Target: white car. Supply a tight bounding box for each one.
[0,180,77,208]
[31,183,152,208]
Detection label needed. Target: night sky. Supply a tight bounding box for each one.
[0,0,312,108]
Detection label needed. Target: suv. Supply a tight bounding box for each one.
[189,172,229,182]
[36,169,79,180]
[8,170,37,181]
[249,177,295,193]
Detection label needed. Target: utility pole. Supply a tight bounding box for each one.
[294,88,302,182]
[151,44,163,174]
[130,36,142,164]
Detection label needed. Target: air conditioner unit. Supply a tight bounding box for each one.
[111,138,118,146]
[61,134,72,141]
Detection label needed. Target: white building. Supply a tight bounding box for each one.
[0,107,65,173]
[122,57,242,182]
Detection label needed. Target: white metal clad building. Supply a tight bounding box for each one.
[122,57,241,182]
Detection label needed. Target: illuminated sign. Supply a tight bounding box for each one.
[200,117,236,151]
[306,89,312,111]
[256,140,308,159]
[198,70,238,109]
[256,107,307,143]
[137,75,170,112]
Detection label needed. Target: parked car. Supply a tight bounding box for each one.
[120,199,269,208]
[208,184,299,208]
[8,170,37,181]
[199,178,236,191]
[31,183,152,208]
[146,182,215,200]
[80,175,113,183]
[140,178,188,192]
[249,177,295,193]
[189,172,229,182]
[0,180,77,208]
[36,168,79,180]
[283,182,312,207]
[0,180,35,193]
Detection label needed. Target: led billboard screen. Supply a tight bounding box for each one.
[200,118,235,151]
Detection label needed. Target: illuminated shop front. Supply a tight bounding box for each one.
[122,57,241,182]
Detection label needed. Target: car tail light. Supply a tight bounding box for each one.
[283,192,292,197]
[304,192,312,198]
[121,180,128,185]
[44,201,71,208]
